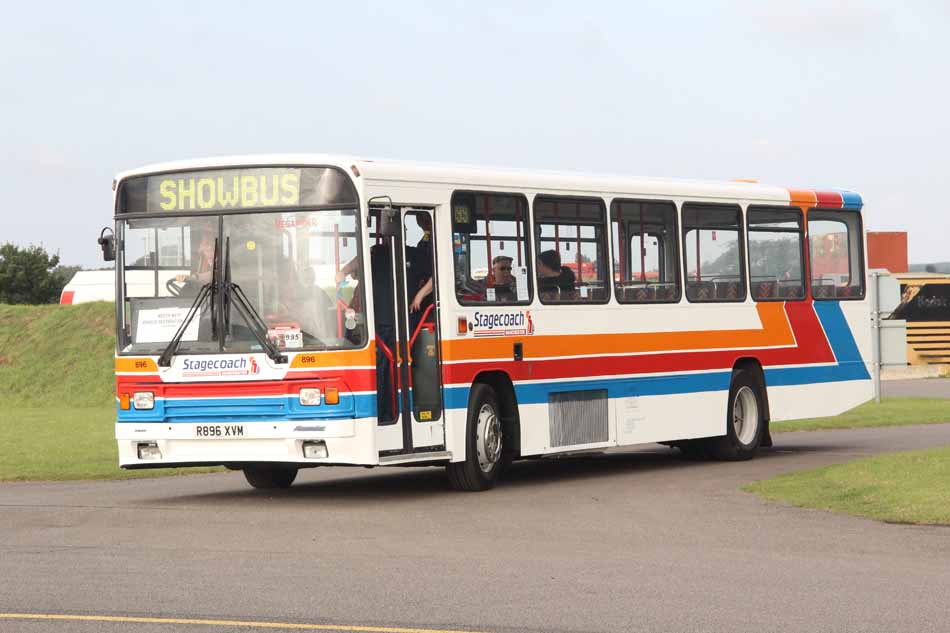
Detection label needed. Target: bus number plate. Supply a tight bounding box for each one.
[195,424,245,438]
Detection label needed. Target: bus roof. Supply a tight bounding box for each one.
[115,154,863,210]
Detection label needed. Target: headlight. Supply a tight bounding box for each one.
[133,391,155,410]
[299,388,322,406]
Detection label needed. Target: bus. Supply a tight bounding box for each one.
[102,156,872,491]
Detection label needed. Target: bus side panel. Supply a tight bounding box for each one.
[767,381,870,422]
[612,390,729,448]
[768,299,873,421]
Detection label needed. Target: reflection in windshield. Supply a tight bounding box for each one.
[119,210,365,355]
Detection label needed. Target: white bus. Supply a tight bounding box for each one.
[105,156,872,490]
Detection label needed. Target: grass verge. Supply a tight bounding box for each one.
[0,405,222,482]
[772,397,950,433]
[744,446,950,525]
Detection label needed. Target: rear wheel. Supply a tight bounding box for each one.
[243,465,298,489]
[447,383,505,491]
[676,369,765,461]
[707,369,765,460]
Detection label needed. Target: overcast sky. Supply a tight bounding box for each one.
[2,1,948,268]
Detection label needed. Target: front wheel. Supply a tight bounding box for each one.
[243,465,298,489]
[446,383,506,491]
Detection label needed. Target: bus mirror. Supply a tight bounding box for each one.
[98,228,115,262]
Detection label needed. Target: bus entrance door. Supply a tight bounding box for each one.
[373,207,445,457]
[399,209,445,452]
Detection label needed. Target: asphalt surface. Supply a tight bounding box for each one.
[3,424,950,633]
[883,377,950,399]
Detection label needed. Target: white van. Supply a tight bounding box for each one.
[59,271,115,304]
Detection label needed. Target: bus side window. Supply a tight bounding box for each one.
[747,207,805,301]
[808,210,865,300]
[682,203,746,303]
[451,192,532,305]
[611,199,680,303]
[534,196,609,304]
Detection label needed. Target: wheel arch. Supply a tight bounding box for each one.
[472,370,521,458]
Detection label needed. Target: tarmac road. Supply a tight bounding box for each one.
[2,424,950,633]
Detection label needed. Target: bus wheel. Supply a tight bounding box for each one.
[243,465,298,489]
[709,369,765,461]
[447,383,505,491]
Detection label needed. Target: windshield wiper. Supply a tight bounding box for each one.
[222,237,287,365]
[158,239,219,368]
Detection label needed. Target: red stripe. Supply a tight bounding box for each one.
[815,191,843,208]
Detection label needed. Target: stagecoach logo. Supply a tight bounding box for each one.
[471,311,535,338]
[181,356,261,377]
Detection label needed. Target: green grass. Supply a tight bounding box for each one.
[772,397,950,433]
[745,447,950,525]
[0,302,116,407]
[0,406,221,482]
[0,302,221,482]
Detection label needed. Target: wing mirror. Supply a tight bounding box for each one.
[98,227,115,262]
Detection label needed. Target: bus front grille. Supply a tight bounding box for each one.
[163,397,287,422]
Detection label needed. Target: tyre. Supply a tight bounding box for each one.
[707,368,765,461]
[676,439,713,461]
[243,465,298,489]
[446,383,506,491]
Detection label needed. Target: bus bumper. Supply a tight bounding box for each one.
[115,417,379,468]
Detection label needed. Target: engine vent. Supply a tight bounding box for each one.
[548,389,608,447]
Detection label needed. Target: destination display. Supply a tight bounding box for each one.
[117,166,358,214]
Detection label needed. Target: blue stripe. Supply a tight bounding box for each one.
[834,189,863,210]
[118,393,376,423]
[812,301,870,380]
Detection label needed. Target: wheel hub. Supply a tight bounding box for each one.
[732,385,759,446]
[475,403,502,472]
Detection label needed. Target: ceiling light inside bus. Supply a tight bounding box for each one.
[300,388,322,406]
[133,391,155,410]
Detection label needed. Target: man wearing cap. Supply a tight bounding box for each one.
[489,255,517,302]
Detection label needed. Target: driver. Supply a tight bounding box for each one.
[176,220,216,287]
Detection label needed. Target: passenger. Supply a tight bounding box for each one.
[407,214,434,333]
[489,255,517,302]
[537,250,575,300]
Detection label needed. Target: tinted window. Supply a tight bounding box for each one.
[611,200,680,303]
[683,204,745,302]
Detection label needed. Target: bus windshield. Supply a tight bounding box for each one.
[118,209,365,356]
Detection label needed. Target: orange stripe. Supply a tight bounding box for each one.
[115,358,158,373]
[443,302,793,361]
[290,343,376,369]
[788,189,818,209]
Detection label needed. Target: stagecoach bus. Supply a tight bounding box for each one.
[102,156,872,491]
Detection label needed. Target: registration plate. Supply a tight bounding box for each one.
[194,424,245,438]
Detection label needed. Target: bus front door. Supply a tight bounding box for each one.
[374,207,445,457]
